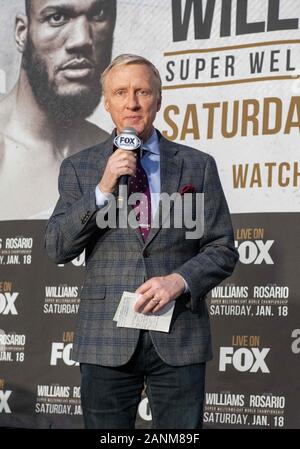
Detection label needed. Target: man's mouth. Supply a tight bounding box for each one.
[125,116,142,121]
[59,59,95,80]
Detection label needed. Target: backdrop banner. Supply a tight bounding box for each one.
[1,0,299,429]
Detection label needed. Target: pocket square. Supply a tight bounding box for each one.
[179,184,196,194]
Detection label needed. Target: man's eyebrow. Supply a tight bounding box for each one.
[39,5,76,17]
[39,0,106,16]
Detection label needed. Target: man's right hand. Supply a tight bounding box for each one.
[98,149,137,194]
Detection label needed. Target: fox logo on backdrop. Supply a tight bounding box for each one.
[235,240,274,265]
[219,346,270,373]
[0,293,19,315]
[0,390,12,414]
[50,343,79,367]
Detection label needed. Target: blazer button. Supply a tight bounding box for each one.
[143,250,150,258]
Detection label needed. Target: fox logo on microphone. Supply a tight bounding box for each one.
[114,127,141,151]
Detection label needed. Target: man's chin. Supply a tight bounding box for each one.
[45,88,101,123]
[56,83,95,98]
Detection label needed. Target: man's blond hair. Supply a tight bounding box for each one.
[101,54,162,99]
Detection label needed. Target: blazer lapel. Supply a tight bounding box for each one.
[144,133,183,247]
[98,130,116,166]
[85,131,115,187]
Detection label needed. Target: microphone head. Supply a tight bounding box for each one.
[114,127,142,151]
[123,127,138,135]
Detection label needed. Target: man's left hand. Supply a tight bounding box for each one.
[134,273,186,314]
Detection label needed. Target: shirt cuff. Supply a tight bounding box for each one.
[174,273,190,293]
[182,277,190,293]
[95,186,111,208]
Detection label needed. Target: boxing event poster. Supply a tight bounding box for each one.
[0,0,299,428]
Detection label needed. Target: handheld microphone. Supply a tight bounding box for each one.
[114,127,142,208]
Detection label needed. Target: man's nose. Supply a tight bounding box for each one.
[65,17,93,53]
[126,92,140,110]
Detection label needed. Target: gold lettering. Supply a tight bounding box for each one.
[253,228,264,239]
[263,97,282,135]
[242,99,259,136]
[249,336,260,347]
[265,162,277,187]
[250,163,262,187]
[231,335,260,347]
[203,102,220,139]
[180,104,200,140]
[233,164,248,188]
[3,282,12,293]
[221,100,239,138]
[284,96,300,133]
[162,105,179,140]
[278,162,290,187]
[62,332,74,343]
[293,162,300,187]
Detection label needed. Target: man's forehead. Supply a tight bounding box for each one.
[30,0,104,13]
[109,64,153,79]
[106,65,157,92]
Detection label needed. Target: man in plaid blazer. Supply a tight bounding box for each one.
[45,54,239,429]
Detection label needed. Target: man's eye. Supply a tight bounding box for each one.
[92,4,110,22]
[47,13,68,26]
[115,90,126,96]
[93,8,105,21]
[138,90,150,96]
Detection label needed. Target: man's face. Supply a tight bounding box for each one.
[22,0,116,122]
[104,64,161,142]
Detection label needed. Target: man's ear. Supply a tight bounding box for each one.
[104,98,110,113]
[15,14,29,53]
[157,94,162,112]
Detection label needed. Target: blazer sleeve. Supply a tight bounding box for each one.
[174,155,239,311]
[44,157,101,264]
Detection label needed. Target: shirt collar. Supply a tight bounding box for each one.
[141,129,159,156]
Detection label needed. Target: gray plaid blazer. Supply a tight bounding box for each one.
[45,130,238,367]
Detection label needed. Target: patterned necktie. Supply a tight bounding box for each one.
[128,150,151,241]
